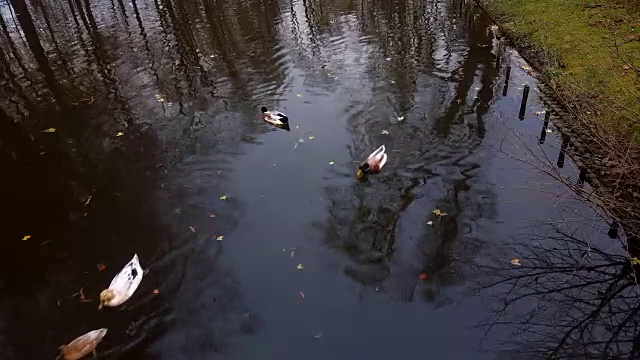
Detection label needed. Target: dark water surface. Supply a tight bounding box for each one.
[0,0,633,358]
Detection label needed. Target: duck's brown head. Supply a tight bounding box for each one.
[99,289,115,309]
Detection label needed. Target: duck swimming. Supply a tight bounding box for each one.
[356,145,388,179]
[57,328,107,360]
[261,106,289,126]
[99,254,143,309]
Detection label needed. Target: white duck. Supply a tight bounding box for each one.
[99,254,143,309]
[261,106,289,126]
[356,145,388,179]
[57,328,107,360]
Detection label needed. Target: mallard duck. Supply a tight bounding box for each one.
[57,328,107,360]
[261,106,289,126]
[99,254,143,309]
[356,145,387,179]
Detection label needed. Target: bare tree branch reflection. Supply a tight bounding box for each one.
[481,219,640,358]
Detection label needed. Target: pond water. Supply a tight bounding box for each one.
[0,0,632,358]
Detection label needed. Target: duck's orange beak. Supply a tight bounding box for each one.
[356,169,364,179]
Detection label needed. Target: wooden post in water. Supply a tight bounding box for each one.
[519,85,530,120]
[578,167,587,185]
[502,65,511,96]
[608,221,619,239]
[557,134,569,168]
[539,111,550,144]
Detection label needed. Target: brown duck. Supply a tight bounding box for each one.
[57,328,107,360]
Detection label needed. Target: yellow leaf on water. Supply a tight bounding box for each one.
[220,195,229,200]
[42,128,56,133]
[329,162,334,165]
[510,258,521,266]
[116,132,125,137]
[308,136,315,140]
[22,235,31,241]
[297,264,304,270]
[216,235,224,241]
[426,221,433,226]
[631,257,640,265]
[296,94,303,97]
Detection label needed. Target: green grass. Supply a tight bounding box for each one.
[483,0,640,136]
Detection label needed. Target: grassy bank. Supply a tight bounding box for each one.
[478,0,640,236]
[481,0,639,133]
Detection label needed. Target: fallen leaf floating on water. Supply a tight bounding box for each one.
[97,264,106,271]
[22,235,31,241]
[419,274,427,280]
[189,226,196,233]
[299,291,305,299]
[426,221,433,226]
[296,94,303,97]
[216,235,224,241]
[535,111,546,116]
[209,213,216,218]
[630,257,640,265]
[510,258,522,266]
[79,287,92,302]
[314,332,323,339]
[308,136,315,140]
[297,263,304,270]
[432,209,448,216]
[397,116,405,121]
[329,162,335,165]
[42,128,56,133]
[220,195,229,200]
[116,131,124,137]
[381,130,389,135]
[153,289,160,294]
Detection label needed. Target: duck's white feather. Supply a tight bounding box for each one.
[367,145,386,164]
[263,110,287,125]
[107,254,143,306]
